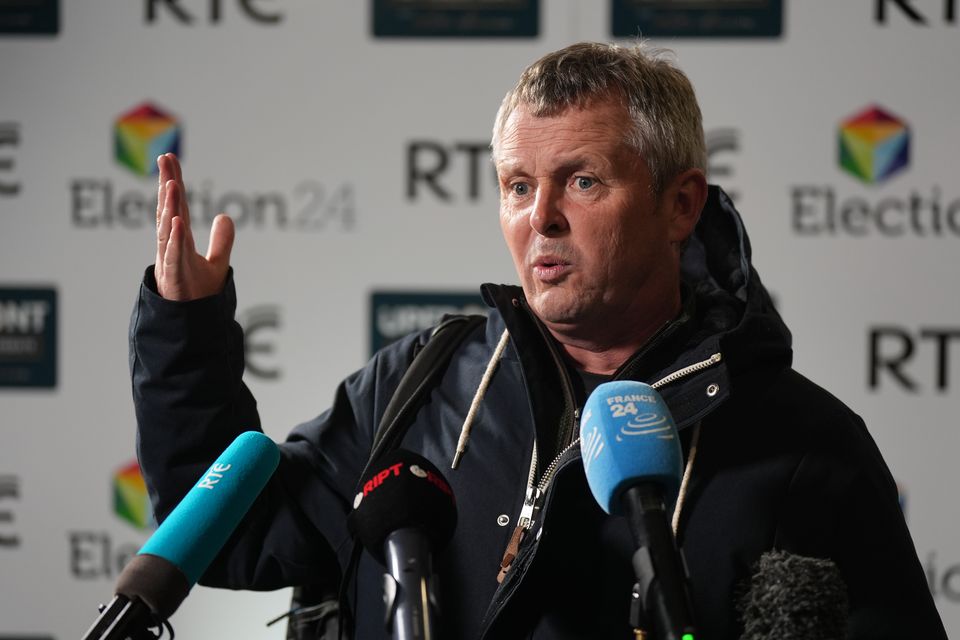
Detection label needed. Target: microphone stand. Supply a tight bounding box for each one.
[383,528,438,640]
[624,485,697,640]
[82,594,166,640]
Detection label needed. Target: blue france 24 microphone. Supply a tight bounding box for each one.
[580,380,697,640]
[82,431,281,640]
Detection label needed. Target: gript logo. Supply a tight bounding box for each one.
[361,462,403,498]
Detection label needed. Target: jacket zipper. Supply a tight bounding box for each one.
[653,352,722,387]
[496,351,723,581]
[497,300,579,582]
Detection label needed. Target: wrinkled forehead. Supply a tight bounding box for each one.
[493,101,638,170]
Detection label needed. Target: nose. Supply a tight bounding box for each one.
[529,183,569,237]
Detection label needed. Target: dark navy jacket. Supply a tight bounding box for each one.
[129,187,946,639]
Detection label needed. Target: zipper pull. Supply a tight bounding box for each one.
[497,487,543,583]
[497,525,525,584]
[518,486,542,529]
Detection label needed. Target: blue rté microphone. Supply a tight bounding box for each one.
[82,431,281,640]
[580,380,697,640]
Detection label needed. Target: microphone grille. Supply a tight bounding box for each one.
[348,449,457,565]
[737,550,849,640]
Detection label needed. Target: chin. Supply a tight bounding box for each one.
[527,295,588,327]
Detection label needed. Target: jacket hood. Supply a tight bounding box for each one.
[681,185,793,380]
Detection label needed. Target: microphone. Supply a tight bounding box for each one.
[82,431,281,640]
[737,550,849,640]
[580,380,696,640]
[348,449,457,640]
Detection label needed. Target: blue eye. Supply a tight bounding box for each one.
[513,183,529,196]
[576,176,595,190]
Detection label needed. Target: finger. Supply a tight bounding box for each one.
[156,155,170,228]
[162,216,186,300]
[156,202,169,272]
[155,156,176,280]
[166,179,197,256]
[206,214,236,266]
[156,179,179,270]
[168,154,191,225]
[169,152,183,184]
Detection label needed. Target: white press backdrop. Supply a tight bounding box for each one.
[1,1,958,637]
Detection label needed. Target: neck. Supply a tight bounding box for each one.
[544,290,682,376]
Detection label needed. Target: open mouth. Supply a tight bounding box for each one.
[532,256,571,281]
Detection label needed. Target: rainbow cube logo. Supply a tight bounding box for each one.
[113,460,155,530]
[838,105,909,185]
[114,102,181,177]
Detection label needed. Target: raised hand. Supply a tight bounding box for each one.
[154,153,235,301]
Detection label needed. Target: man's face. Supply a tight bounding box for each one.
[496,99,679,332]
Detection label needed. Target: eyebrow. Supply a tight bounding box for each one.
[555,156,603,173]
[496,154,609,175]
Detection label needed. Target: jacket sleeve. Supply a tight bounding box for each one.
[776,409,947,639]
[128,266,419,590]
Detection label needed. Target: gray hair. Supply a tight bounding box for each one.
[491,42,706,195]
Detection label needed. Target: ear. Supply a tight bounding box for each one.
[664,168,708,246]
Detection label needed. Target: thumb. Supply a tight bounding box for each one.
[206,214,236,266]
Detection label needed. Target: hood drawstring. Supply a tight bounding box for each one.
[451,327,511,469]
[672,420,702,536]
[448,325,704,537]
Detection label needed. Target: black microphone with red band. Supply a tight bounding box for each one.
[349,449,457,640]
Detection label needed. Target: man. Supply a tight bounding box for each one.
[131,42,946,638]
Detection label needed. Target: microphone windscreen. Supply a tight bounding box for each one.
[348,449,457,565]
[137,431,280,586]
[737,550,849,640]
[580,381,682,515]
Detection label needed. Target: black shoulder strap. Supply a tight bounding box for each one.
[365,313,486,470]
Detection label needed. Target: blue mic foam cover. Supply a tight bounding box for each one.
[579,381,683,515]
[137,431,280,586]
[348,449,457,565]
